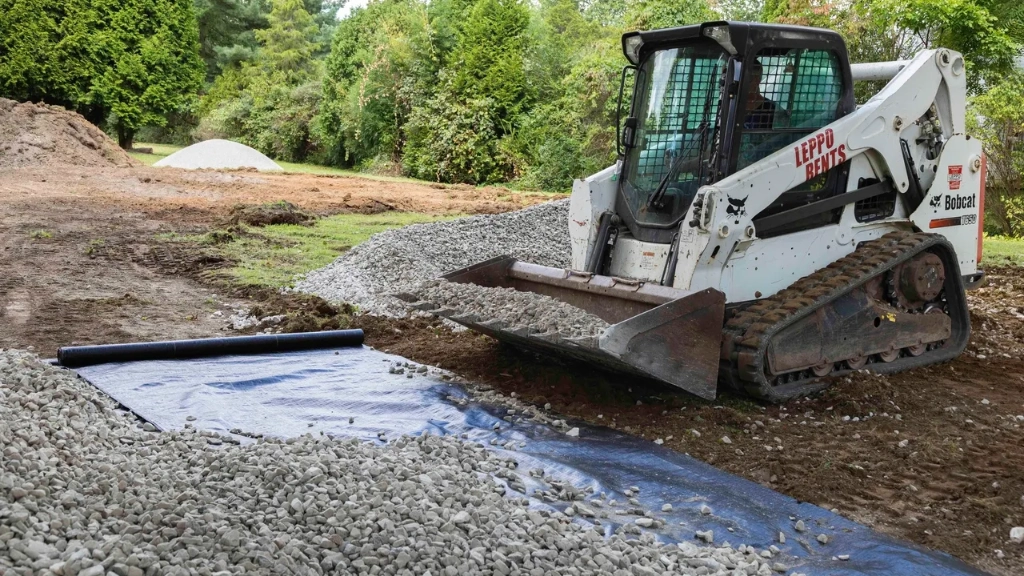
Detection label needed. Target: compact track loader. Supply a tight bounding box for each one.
[405,21,986,401]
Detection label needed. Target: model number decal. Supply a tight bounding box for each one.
[793,128,847,181]
[929,213,977,229]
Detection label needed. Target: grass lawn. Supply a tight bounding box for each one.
[187,212,458,288]
[982,235,1024,266]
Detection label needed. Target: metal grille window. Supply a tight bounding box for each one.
[623,45,728,226]
[737,49,843,170]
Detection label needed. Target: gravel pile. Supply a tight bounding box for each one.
[295,200,571,316]
[412,280,609,339]
[0,351,796,576]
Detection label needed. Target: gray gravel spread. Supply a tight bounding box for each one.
[412,280,609,339]
[295,200,570,316]
[0,351,794,576]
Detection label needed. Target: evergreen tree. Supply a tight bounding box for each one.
[0,0,95,111]
[453,0,532,128]
[88,0,205,149]
[427,0,478,66]
[254,0,321,80]
[194,0,268,81]
[230,0,323,161]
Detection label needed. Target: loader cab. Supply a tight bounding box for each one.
[617,21,856,243]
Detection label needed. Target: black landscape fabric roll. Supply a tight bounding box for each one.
[57,330,364,368]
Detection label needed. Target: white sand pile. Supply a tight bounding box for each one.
[154,139,283,171]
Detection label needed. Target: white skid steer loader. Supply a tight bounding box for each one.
[401,21,986,402]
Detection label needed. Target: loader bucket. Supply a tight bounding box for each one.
[395,256,726,399]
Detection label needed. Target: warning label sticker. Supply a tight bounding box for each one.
[640,251,656,270]
[948,165,963,190]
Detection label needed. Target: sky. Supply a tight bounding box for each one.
[337,0,369,18]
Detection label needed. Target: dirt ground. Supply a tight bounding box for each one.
[0,164,542,353]
[1,163,1022,575]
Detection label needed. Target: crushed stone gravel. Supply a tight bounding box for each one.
[0,351,790,576]
[295,200,570,316]
[410,279,609,339]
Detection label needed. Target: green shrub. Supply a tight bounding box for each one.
[240,79,323,163]
[403,89,510,184]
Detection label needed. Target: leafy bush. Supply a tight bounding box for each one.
[240,78,323,163]
[312,0,431,168]
[178,0,1024,195]
[507,40,622,190]
[195,92,252,141]
[403,88,510,184]
[969,73,1024,237]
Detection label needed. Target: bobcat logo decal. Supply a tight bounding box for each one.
[726,196,748,217]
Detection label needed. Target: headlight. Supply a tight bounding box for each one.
[623,34,644,65]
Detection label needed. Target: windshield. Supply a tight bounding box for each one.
[622,44,728,227]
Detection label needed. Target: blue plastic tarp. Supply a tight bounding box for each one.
[75,347,988,576]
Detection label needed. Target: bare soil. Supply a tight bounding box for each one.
[0,164,542,353]
[0,99,137,168]
[1,162,1022,575]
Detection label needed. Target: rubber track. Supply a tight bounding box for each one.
[720,230,970,402]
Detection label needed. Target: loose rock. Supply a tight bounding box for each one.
[410,279,609,339]
[0,351,784,576]
[296,201,571,315]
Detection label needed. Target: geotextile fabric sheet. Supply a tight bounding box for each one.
[75,347,987,576]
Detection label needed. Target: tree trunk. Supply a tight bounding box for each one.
[117,124,135,150]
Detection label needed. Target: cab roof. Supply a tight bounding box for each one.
[621,21,847,65]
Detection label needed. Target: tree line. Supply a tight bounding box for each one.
[1,0,1023,234]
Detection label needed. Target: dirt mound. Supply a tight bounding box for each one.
[227,201,315,227]
[0,98,137,169]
